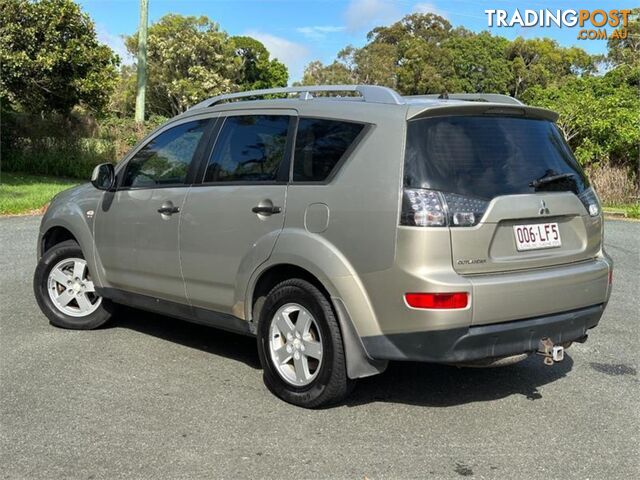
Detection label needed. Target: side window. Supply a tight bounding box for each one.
[122,120,208,188]
[293,118,365,182]
[203,115,290,183]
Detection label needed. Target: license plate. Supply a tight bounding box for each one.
[513,223,561,251]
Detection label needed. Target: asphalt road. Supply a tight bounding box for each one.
[1,216,638,479]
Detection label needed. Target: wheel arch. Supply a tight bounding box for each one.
[41,226,78,255]
[246,258,387,380]
[39,216,106,290]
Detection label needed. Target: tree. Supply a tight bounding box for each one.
[368,12,452,45]
[108,65,138,117]
[300,12,596,100]
[300,60,356,86]
[0,0,119,115]
[440,32,511,94]
[124,16,289,117]
[607,8,640,67]
[506,38,595,98]
[125,15,240,117]
[232,36,288,91]
[524,75,640,167]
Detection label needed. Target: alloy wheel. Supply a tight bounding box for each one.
[268,303,324,387]
[47,258,102,317]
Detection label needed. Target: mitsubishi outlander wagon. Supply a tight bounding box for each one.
[34,85,613,408]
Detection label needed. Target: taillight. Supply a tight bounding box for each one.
[578,187,600,217]
[401,188,488,227]
[401,189,446,226]
[405,292,469,309]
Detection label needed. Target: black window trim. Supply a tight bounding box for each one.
[289,117,373,186]
[194,113,297,187]
[115,116,217,192]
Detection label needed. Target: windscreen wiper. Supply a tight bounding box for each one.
[529,172,575,189]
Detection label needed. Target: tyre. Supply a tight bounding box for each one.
[257,279,353,408]
[34,239,114,330]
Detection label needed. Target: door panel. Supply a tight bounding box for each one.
[180,185,287,313]
[180,111,295,314]
[93,118,212,302]
[95,188,189,301]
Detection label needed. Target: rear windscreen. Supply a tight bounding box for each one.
[404,116,588,200]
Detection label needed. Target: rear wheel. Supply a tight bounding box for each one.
[34,240,114,329]
[257,279,352,408]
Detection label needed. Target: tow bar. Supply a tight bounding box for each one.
[537,338,564,366]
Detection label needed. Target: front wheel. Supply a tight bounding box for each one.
[257,279,353,408]
[34,240,114,330]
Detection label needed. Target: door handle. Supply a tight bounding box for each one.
[157,205,180,215]
[252,205,282,215]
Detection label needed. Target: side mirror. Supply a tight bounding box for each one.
[91,163,115,191]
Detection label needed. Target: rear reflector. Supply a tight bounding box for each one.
[608,269,613,285]
[405,292,469,309]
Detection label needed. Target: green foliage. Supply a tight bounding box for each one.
[1,111,167,179]
[125,15,240,117]
[606,8,640,67]
[0,0,119,115]
[109,65,138,117]
[300,60,355,86]
[232,36,288,90]
[123,15,289,117]
[299,11,638,203]
[301,12,596,99]
[524,72,640,168]
[506,38,595,97]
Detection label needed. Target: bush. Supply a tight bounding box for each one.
[1,111,166,179]
[586,163,639,205]
[98,115,167,160]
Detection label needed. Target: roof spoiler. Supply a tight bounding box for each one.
[408,102,559,122]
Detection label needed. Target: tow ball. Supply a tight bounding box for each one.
[537,338,564,366]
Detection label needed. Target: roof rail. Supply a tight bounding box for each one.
[407,93,523,106]
[189,85,405,110]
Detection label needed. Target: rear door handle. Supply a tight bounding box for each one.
[157,204,180,215]
[252,205,282,215]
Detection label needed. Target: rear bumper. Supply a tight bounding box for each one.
[361,303,604,363]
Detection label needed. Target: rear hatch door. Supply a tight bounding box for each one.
[450,192,601,274]
[404,110,601,275]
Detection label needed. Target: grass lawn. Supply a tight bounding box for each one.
[603,203,640,220]
[0,172,80,215]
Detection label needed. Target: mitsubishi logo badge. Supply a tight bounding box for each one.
[539,200,550,215]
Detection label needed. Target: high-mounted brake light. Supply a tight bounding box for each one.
[405,292,469,309]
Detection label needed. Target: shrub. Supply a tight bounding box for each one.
[98,115,167,160]
[586,163,639,205]
[1,111,166,179]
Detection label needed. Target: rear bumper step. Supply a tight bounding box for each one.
[361,304,604,363]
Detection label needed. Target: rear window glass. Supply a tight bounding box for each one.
[293,118,364,182]
[404,116,588,200]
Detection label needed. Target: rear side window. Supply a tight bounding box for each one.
[204,115,290,183]
[123,120,208,188]
[404,116,588,200]
[293,118,364,182]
